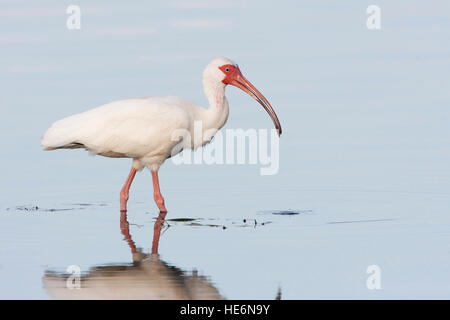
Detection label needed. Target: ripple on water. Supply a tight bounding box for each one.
[258,209,313,216]
[6,203,108,213]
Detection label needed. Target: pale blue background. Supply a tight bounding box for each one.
[0,0,449,299]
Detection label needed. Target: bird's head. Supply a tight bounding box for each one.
[203,57,282,136]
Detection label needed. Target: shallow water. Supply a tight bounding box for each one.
[1,1,450,299]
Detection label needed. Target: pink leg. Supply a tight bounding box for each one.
[151,170,167,213]
[120,167,137,212]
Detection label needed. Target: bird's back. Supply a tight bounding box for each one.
[41,97,194,160]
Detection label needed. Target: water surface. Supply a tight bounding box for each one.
[1,1,450,299]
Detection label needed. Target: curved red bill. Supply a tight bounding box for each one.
[227,66,282,136]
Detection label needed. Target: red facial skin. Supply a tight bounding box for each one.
[219,64,282,136]
[219,64,242,85]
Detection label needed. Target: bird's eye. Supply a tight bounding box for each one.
[225,67,230,72]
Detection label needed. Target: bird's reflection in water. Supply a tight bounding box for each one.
[43,211,224,300]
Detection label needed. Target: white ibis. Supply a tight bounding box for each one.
[41,58,282,213]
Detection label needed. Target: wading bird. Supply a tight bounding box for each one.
[41,58,282,213]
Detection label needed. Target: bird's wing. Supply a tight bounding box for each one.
[41,98,191,159]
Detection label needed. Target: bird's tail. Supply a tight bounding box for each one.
[41,115,83,150]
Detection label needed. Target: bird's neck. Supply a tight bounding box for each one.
[202,79,229,135]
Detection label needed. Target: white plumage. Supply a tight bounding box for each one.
[42,97,198,171]
[41,57,281,212]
